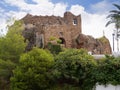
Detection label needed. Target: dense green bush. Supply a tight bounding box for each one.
[53,49,97,90]
[47,42,62,55]
[95,55,120,85]
[10,47,54,90]
[48,84,80,90]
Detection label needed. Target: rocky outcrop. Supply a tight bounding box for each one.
[75,34,112,54]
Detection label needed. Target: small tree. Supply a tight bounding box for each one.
[10,47,54,90]
[0,20,26,62]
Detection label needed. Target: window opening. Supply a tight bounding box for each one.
[73,19,77,25]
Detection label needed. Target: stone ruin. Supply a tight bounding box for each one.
[22,12,112,54]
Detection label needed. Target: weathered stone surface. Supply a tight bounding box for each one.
[75,34,112,54]
[97,36,112,54]
[22,12,82,49]
[22,12,112,54]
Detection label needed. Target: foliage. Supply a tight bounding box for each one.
[7,20,24,37]
[0,20,26,90]
[97,36,108,44]
[1,18,120,89]
[53,48,97,90]
[0,59,16,80]
[48,84,80,90]
[10,47,54,90]
[106,4,120,29]
[0,59,16,90]
[95,55,120,85]
[56,39,62,44]
[49,36,62,44]
[0,20,26,62]
[47,42,62,55]
[49,36,56,41]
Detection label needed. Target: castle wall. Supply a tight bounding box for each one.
[23,12,82,48]
[22,12,112,54]
[44,24,72,48]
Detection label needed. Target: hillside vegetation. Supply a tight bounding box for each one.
[0,20,120,90]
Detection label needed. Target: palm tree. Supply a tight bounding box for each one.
[106,4,120,52]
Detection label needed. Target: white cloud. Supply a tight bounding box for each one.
[90,0,113,14]
[70,5,107,37]
[0,7,5,13]
[70,5,85,16]
[0,7,7,36]
[4,0,67,16]
[32,0,50,4]
[53,3,67,17]
[0,19,7,36]
[6,11,27,19]
[4,0,26,9]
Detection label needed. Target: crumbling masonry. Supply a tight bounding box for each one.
[22,12,112,54]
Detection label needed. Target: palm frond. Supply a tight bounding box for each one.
[105,21,114,27]
[113,4,120,10]
[110,10,120,14]
[106,4,120,29]
[106,14,120,19]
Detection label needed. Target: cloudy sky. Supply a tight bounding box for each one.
[0,0,120,51]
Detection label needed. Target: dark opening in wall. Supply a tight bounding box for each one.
[59,37,66,45]
[73,19,77,25]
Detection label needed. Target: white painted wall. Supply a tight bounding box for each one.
[96,84,120,90]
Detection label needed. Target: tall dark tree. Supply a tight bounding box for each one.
[106,4,120,51]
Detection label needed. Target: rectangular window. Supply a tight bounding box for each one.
[73,19,77,25]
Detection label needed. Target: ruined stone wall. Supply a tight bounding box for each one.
[44,24,72,48]
[64,12,81,39]
[22,12,112,54]
[22,12,82,48]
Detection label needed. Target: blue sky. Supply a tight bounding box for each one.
[0,0,120,51]
[0,0,118,14]
[51,0,114,10]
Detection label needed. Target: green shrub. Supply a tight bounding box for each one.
[95,55,120,85]
[53,48,97,90]
[49,36,56,41]
[47,42,62,55]
[48,84,80,90]
[10,47,54,90]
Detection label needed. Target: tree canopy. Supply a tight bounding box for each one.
[0,20,26,62]
[10,47,54,90]
[0,20,26,89]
